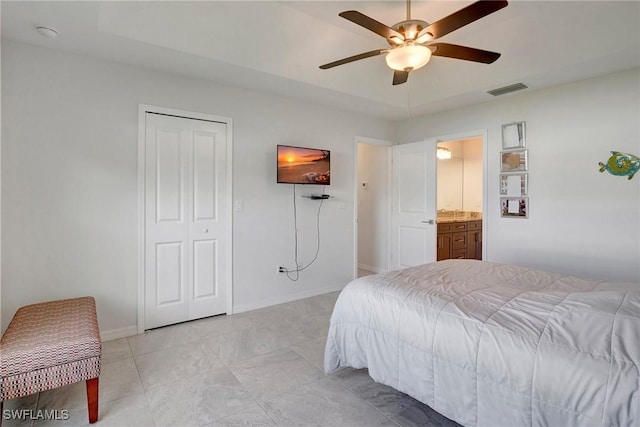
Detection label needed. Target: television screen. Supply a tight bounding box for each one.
[277,145,330,185]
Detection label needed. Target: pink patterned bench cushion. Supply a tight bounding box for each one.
[0,297,101,401]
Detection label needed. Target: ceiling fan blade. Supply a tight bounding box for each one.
[319,49,386,69]
[422,0,508,40]
[429,43,501,63]
[339,10,404,43]
[392,70,409,86]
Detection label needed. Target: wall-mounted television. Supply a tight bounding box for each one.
[277,145,330,185]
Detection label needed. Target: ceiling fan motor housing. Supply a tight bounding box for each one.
[390,20,432,45]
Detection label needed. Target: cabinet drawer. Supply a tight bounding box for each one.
[467,220,482,231]
[452,249,467,259]
[437,223,453,233]
[451,222,468,232]
[452,232,467,249]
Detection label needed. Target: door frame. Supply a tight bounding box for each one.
[353,136,393,279]
[137,104,234,334]
[428,128,489,260]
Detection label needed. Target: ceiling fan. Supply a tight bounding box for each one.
[319,0,508,85]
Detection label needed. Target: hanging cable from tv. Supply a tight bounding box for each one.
[280,184,326,281]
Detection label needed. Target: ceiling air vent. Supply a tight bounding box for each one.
[487,83,528,96]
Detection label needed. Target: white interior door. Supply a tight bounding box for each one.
[145,112,228,329]
[390,139,437,270]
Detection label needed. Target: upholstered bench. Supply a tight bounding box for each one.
[0,297,101,425]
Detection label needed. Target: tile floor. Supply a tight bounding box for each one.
[2,292,460,427]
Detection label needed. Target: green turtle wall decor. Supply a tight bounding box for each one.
[598,151,639,180]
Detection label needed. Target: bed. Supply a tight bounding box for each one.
[324,260,639,427]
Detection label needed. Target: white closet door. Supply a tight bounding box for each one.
[145,113,227,329]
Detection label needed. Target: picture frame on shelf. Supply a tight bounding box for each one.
[502,121,526,149]
[501,197,528,218]
[501,149,528,172]
[500,173,528,196]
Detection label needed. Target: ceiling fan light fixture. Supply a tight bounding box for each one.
[385,44,432,71]
[437,147,452,160]
[415,31,434,44]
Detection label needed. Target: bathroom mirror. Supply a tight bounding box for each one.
[437,157,464,211]
[436,137,483,215]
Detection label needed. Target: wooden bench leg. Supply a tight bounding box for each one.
[86,377,99,423]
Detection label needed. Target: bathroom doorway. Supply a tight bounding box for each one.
[436,135,485,260]
[354,137,392,278]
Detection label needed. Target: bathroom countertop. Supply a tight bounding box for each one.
[436,212,482,223]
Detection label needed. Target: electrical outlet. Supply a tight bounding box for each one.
[278,266,286,274]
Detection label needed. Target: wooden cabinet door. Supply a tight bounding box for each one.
[467,229,482,260]
[437,233,452,260]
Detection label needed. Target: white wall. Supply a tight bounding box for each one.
[1,41,396,335]
[399,68,640,282]
[357,143,389,273]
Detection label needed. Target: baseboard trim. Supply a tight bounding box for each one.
[100,325,138,342]
[232,284,346,314]
[102,285,347,339]
[358,263,385,274]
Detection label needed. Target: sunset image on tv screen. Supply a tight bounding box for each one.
[277,146,330,185]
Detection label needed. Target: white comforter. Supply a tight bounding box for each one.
[325,260,640,427]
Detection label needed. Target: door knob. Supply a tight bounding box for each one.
[421,219,435,225]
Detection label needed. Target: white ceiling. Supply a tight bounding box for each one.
[2,1,639,120]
